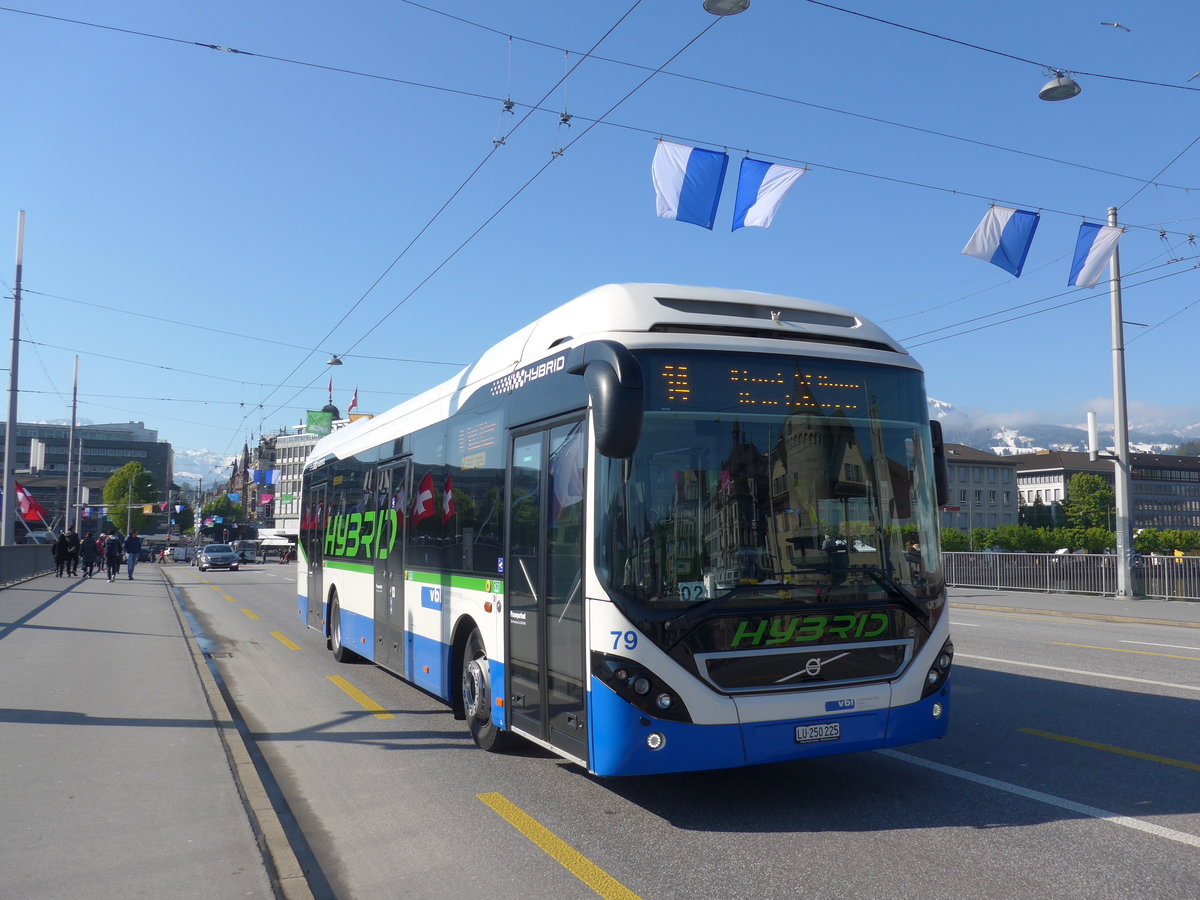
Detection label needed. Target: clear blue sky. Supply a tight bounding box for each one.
[2,1,1198,479]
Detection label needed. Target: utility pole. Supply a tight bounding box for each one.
[2,211,24,546]
[66,356,78,533]
[1106,207,1134,596]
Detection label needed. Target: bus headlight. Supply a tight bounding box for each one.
[922,639,954,698]
[630,675,652,696]
[655,692,673,710]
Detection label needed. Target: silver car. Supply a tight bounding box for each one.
[198,543,239,572]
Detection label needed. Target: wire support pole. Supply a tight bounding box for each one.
[3,211,24,546]
[1108,206,1134,596]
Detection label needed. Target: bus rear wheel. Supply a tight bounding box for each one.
[462,627,511,752]
[329,593,357,663]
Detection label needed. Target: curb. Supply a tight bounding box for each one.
[950,601,1200,630]
[160,569,315,900]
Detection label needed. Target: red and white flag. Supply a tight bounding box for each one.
[348,387,359,413]
[327,376,333,404]
[442,474,455,523]
[411,472,435,525]
[14,481,49,523]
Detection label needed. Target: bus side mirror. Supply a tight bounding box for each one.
[569,341,643,458]
[930,419,949,508]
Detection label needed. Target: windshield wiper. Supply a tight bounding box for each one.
[847,565,931,629]
[663,582,812,633]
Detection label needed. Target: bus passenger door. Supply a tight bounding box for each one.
[304,482,327,629]
[506,420,587,763]
[377,459,410,673]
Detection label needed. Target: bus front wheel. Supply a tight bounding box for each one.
[462,627,511,752]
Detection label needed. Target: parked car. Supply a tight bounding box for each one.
[171,546,194,562]
[197,543,240,572]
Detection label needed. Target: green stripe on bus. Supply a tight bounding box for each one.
[406,569,503,593]
[326,559,373,574]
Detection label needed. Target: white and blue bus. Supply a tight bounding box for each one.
[298,284,953,776]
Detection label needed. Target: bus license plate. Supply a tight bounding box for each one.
[795,723,840,744]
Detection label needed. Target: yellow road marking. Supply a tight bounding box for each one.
[979,612,1097,625]
[240,608,260,620]
[1052,642,1200,662]
[478,792,641,900]
[1021,728,1200,772]
[327,675,395,719]
[270,631,300,651]
[223,594,236,603]
[209,584,221,592]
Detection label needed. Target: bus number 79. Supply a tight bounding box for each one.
[611,631,638,651]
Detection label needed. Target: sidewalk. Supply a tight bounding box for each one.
[950,586,1200,628]
[0,567,293,899]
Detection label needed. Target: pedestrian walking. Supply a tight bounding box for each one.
[104,532,123,582]
[52,531,68,577]
[64,527,81,577]
[80,530,99,578]
[123,529,143,580]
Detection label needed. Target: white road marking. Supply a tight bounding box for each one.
[1120,640,1200,652]
[956,653,1200,693]
[881,749,1200,849]
[949,621,983,627]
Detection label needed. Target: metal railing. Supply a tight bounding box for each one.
[0,544,55,586]
[944,551,1200,600]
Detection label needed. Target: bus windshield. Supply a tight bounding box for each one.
[596,351,943,614]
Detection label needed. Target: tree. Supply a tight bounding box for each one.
[1173,441,1200,457]
[200,496,245,540]
[103,462,157,535]
[1059,473,1115,530]
[940,528,970,551]
[1018,496,1053,528]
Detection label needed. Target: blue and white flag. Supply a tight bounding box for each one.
[1068,222,1123,288]
[961,206,1040,277]
[731,158,806,230]
[652,140,728,230]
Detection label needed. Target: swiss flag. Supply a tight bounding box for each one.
[442,474,456,524]
[411,472,435,525]
[14,482,48,523]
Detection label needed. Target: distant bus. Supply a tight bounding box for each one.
[298,284,953,776]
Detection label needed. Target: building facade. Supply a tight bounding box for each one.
[1013,450,1200,531]
[940,444,1020,533]
[0,421,174,532]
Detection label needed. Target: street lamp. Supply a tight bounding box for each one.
[703,0,749,14]
[1039,70,1081,101]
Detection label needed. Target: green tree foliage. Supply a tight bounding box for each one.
[1018,496,1053,528]
[939,528,970,551]
[200,495,245,536]
[173,505,195,534]
[1173,441,1200,457]
[1059,473,1115,530]
[103,462,157,534]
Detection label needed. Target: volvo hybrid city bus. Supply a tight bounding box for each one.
[297,284,953,776]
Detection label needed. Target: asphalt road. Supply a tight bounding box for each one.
[165,565,1200,900]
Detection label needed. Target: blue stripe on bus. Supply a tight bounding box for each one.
[410,631,451,698]
[588,675,953,776]
[337,605,376,663]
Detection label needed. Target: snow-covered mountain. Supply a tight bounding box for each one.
[174,447,235,485]
[928,398,1189,455]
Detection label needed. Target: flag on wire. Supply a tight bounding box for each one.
[411,472,435,525]
[961,206,1040,277]
[1068,222,1123,288]
[251,469,280,485]
[442,474,455,524]
[348,387,358,414]
[652,140,729,230]
[731,158,806,230]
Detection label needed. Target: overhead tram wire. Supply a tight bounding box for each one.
[903,265,1200,348]
[236,0,647,442]
[5,6,1197,239]
[798,0,1200,95]
[395,0,1199,192]
[8,4,1195,195]
[260,14,726,430]
[22,289,465,367]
